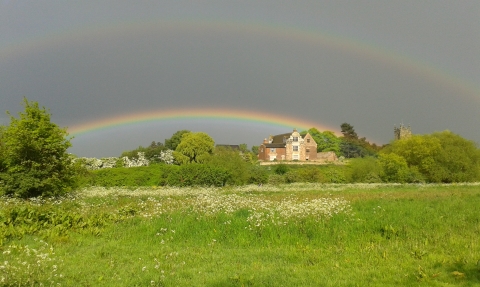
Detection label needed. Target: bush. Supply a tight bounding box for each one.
[322,168,347,183]
[348,157,382,183]
[81,165,163,187]
[274,164,289,175]
[247,166,269,184]
[163,164,230,187]
[0,99,76,198]
[268,174,286,185]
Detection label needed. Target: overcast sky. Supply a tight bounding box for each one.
[1,1,479,157]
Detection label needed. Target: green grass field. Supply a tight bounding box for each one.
[1,183,480,286]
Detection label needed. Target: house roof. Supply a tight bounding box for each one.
[271,133,292,144]
[263,143,287,148]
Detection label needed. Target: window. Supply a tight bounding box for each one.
[306,148,310,153]
[307,138,310,143]
[293,137,298,142]
[293,146,298,152]
[270,148,276,153]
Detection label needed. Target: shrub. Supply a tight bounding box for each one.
[0,99,76,198]
[274,164,289,175]
[348,157,382,183]
[268,174,286,185]
[247,166,269,184]
[162,164,230,187]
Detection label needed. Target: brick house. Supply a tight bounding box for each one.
[258,129,318,161]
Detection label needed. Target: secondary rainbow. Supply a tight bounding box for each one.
[67,108,338,137]
[1,18,479,102]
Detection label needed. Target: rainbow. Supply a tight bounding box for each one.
[1,18,479,102]
[67,108,338,137]
[1,18,479,141]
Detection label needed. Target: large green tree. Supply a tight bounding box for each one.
[0,98,77,197]
[382,131,480,182]
[173,132,215,164]
[301,128,341,154]
[165,130,191,150]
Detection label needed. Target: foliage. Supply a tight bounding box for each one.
[274,164,289,175]
[161,163,230,187]
[339,123,380,158]
[340,122,358,139]
[174,132,215,164]
[158,149,175,165]
[378,153,410,183]
[0,98,76,198]
[322,168,348,183]
[120,141,166,163]
[74,156,123,170]
[122,152,149,167]
[80,165,163,187]
[301,128,341,154]
[285,166,325,183]
[348,157,383,183]
[205,146,252,185]
[382,131,480,182]
[246,165,269,184]
[251,145,259,155]
[164,130,191,150]
[377,153,423,183]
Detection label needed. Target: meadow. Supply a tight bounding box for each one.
[1,183,480,286]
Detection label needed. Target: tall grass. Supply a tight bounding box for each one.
[1,183,480,286]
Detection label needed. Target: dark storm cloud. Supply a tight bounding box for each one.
[1,1,479,157]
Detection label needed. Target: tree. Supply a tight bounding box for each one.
[378,153,411,183]
[301,128,342,154]
[173,132,215,164]
[340,123,358,140]
[338,123,379,158]
[382,131,480,182]
[165,130,191,150]
[251,145,259,155]
[0,98,77,197]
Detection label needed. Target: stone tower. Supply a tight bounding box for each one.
[394,124,412,140]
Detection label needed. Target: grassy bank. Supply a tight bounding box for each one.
[1,183,480,286]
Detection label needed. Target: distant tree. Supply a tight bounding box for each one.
[0,98,77,197]
[121,146,148,159]
[301,128,342,154]
[251,145,259,155]
[382,131,480,182]
[340,123,358,140]
[174,132,215,164]
[165,130,191,150]
[338,123,379,158]
[239,143,248,153]
[120,141,166,162]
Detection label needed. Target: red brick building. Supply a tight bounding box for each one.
[258,129,318,161]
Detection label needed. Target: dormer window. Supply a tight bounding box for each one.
[293,137,298,142]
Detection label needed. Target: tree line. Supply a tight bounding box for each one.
[1,99,480,198]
